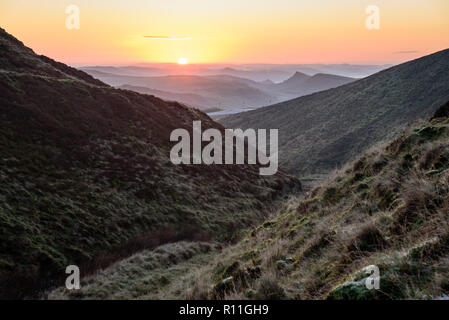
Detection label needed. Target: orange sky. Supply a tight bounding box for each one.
[0,0,448,65]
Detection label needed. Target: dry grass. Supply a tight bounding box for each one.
[156,117,449,300]
[48,110,449,300]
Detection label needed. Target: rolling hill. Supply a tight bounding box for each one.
[79,70,281,110]
[0,27,301,298]
[222,49,449,178]
[80,63,389,84]
[52,100,449,300]
[82,68,359,113]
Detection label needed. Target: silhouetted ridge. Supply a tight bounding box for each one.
[222,48,449,177]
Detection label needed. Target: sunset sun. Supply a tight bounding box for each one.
[177,57,188,65]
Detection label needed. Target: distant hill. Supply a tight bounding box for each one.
[52,100,449,300]
[260,79,275,85]
[80,65,162,77]
[0,27,300,298]
[80,63,389,83]
[118,84,221,112]
[222,49,449,177]
[276,72,355,95]
[80,70,281,110]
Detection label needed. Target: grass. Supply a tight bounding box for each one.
[221,49,449,177]
[48,241,217,300]
[60,104,449,300]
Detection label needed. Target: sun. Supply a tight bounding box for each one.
[177,57,188,65]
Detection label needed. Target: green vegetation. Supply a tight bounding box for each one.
[222,49,449,178]
[0,28,300,298]
[2,26,449,301]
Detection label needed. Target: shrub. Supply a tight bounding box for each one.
[257,277,285,300]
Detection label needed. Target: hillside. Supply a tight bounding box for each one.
[221,49,449,178]
[275,71,310,92]
[276,72,355,95]
[82,68,357,113]
[53,101,449,300]
[0,28,301,299]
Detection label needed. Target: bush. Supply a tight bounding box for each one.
[257,277,285,300]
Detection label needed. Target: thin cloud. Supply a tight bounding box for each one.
[394,50,419,54]
[144,35,192,41]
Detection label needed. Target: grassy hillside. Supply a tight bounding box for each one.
[48,241,219,300]
[276,72,355,95]
[57,101,449,300]
[0,28,300,298]
[222,49,449,178]
[118,84,221,112]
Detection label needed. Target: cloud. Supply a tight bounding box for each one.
[394,50,419,54]
[144,35,192,41]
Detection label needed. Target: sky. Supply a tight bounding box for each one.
[0,0,448,65]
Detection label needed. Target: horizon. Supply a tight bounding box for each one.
[1,0,448,65]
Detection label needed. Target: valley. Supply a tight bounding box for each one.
[0,8,448,302]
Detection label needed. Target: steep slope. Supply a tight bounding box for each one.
[53,101,449,300]
[0,28,300,298]
[222,49,449,177]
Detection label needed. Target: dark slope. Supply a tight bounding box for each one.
[54,101,449,300]
[0,28,300,298]
[118,84,220,112]
[222,49,449,177]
